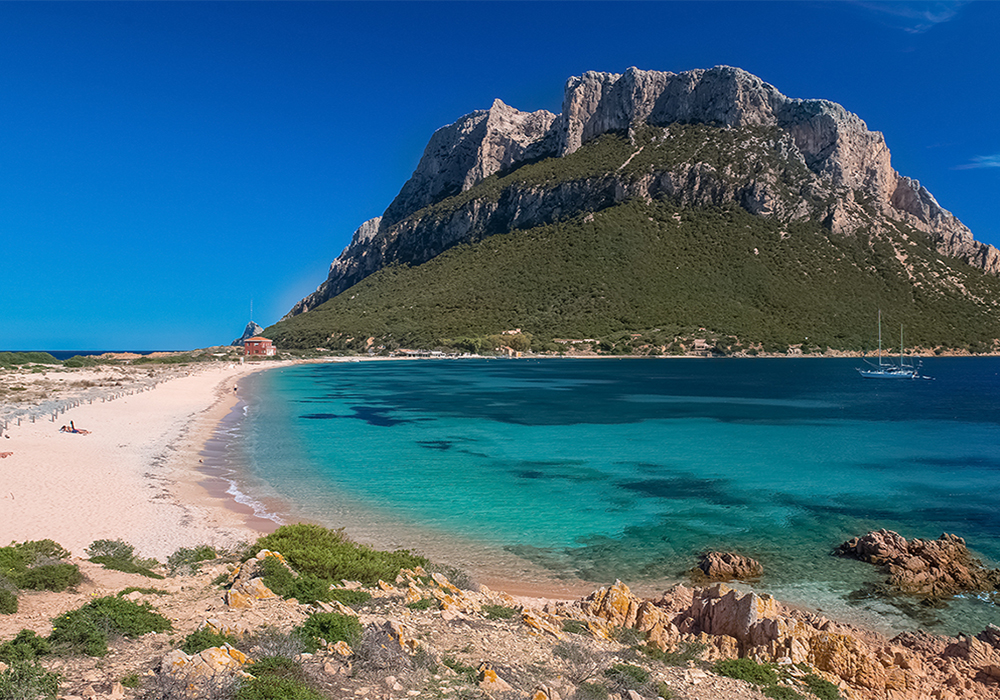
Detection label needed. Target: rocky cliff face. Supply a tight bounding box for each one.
[231,321,265,346]
[286,66,999,319]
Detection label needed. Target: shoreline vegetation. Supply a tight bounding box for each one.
[2,351,1000,699]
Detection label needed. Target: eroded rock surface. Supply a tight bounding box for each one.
[286,66,1000,319]
[836,529,1000,599]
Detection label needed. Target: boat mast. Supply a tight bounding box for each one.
[877,310,883,367]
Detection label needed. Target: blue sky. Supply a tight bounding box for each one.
[2,1,997,350]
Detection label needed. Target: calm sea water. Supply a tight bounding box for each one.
[220,357,1000,635]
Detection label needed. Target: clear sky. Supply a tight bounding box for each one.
[2,1,998,351]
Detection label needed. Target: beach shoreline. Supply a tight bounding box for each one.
[0,361,283,561]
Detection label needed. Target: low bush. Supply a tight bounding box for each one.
[639,640,708,666]
[552,641,602,683]
[802,673,841,700]
[0,588,16,615]
[573,681,609,699]
[250,524,428,586]
[17,564,83,591]
[0,661,61,700]
[49,595,172,656]
[763,686,804,699]
[482,604,519,620]
[294,612,362,653]
[116,587,168,598]
[351,624,413,678]
[441,656,478,684]
[167,545,218,573]
[181,628,240,655]
[0,630,50,664]
[0,540,80,593]
[608,626,644,646]
[562,619,589,635]
[120,672,141,689]
[713,658,779,685]
[238,627,304,660]
[87,539,163,579]
[234,672,324,700]
[258,557,331,605]
[604,663,649,691]
[405,598,437,611]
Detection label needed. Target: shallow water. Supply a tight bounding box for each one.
[219,357,1000,635]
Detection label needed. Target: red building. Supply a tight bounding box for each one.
[244,336,276,357]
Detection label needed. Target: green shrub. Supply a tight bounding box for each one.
[86,539,135,561]
[294,612,361,653]
[763,686,804,699]
[250,524,428,586]
[116,587,168,598]
[562,619,589,635]
[0,630,50,664]
[11,541,70,561]
[609,625,644,646]
[574,681,609,699]
[604,663,649,690]
[640,641,707,666]
[802,673,841,700]
[17,564,83,591]
[441,656,478,684]
[328,589,371,607]
[120,672,141,688]
[713,658,779,685]
[49,595,172,656]
[405,598,437,611]
[0,540,80,593]
[0,589,16,615]
[86,539,163,579]
[258,557,331,605]
[481,604,519,620]
[181,627,240,655]
[235,669,325,700]
[0,661,61,700]
[167,545,218,573]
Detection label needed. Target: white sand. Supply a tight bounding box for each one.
[0,362,278,560]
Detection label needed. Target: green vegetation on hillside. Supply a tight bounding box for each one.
[250,524,428,588]
[266,197,1000,354]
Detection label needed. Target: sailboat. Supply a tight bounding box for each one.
[857,311,921,379]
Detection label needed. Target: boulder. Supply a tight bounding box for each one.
[696,551,763,581]
[836,530,1000,599]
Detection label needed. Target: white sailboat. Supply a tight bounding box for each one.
[857,311,920,379]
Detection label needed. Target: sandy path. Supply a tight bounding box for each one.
[0,362,278,560]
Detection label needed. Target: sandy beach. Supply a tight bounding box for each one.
[0,361,276,561]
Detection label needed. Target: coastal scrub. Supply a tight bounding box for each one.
[250,524,428,586]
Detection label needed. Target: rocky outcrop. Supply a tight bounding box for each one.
[286,66,1000,319]
[695,552,763,582]
[836,529,1000,599]
[231,321,264,347]
[223,549,288,608]
[542,579,1000,699]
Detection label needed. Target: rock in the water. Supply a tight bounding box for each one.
[836,529,1000,599]
[697,551,763,581]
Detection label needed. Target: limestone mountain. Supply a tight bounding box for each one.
[269,66,1000,353]
[231,321,264,347]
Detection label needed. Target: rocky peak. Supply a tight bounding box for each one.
[284,66,1000,320]
[231,321,264,347]
[381,99,558,228]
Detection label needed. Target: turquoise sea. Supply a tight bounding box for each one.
[210,357,1000,636]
